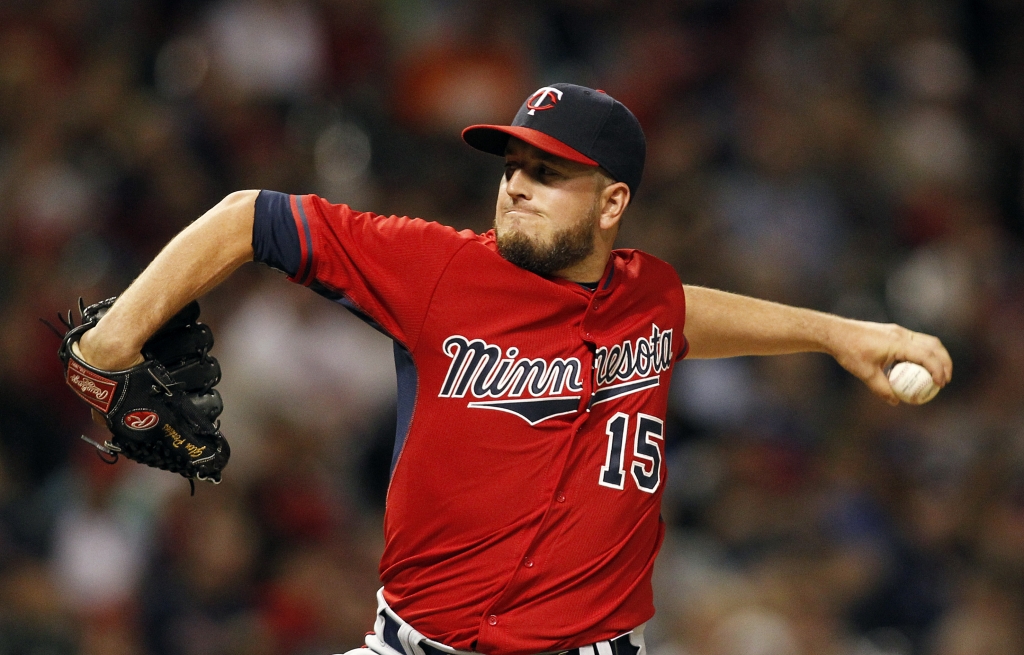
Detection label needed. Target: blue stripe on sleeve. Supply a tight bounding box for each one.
[252,190,302,277]
[293,195,315,284]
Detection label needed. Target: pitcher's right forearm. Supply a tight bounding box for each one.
[79,190,259,370]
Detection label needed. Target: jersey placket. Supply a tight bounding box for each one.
[475,282,608,650]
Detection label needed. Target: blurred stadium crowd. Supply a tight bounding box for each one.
[1,0,1023,654]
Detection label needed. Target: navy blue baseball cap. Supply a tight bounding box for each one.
[462,83,646,196]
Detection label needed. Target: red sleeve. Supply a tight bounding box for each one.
[677,283,689,360]
[289,194,473,349]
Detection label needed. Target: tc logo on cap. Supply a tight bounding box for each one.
[526,86,563,115]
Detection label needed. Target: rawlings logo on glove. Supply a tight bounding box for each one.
[51,297,230,493]
[123,410,160,430]
[66,359,117,411]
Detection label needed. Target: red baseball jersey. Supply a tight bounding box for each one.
[252,191,689,655]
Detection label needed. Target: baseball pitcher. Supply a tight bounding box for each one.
[59,84,952,655]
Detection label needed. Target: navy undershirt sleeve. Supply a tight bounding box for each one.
[252,190,301,276]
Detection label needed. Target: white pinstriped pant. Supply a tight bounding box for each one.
[337,588,647,655]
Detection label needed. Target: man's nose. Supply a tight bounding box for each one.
[505,168,531,199]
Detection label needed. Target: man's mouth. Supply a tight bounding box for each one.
[504,207,542,219]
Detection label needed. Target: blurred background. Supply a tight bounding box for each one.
[1,0,1023,654]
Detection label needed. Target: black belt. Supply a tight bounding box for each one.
[380,611,641,655]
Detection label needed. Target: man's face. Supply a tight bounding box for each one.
[494,138,606,276]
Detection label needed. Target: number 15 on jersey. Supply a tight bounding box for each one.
[599,412,664,493]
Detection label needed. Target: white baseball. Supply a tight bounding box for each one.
[888,361,940,405]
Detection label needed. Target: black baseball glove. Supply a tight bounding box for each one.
[56,297,230,492]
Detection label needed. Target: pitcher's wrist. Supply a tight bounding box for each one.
[78,329,144,370]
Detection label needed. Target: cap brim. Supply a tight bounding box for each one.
[461,125,599,167]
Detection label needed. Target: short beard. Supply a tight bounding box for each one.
[496,209,598,276]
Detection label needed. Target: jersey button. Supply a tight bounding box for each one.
[488,615,498,626]
[523,557,534,568]
[556,493,566,503]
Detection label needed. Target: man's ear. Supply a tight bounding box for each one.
[599,182,630,231]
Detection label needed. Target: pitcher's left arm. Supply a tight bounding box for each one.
[682,285,952,405]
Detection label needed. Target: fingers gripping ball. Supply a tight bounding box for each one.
[888,361,940,405]
[58,297,230,492]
